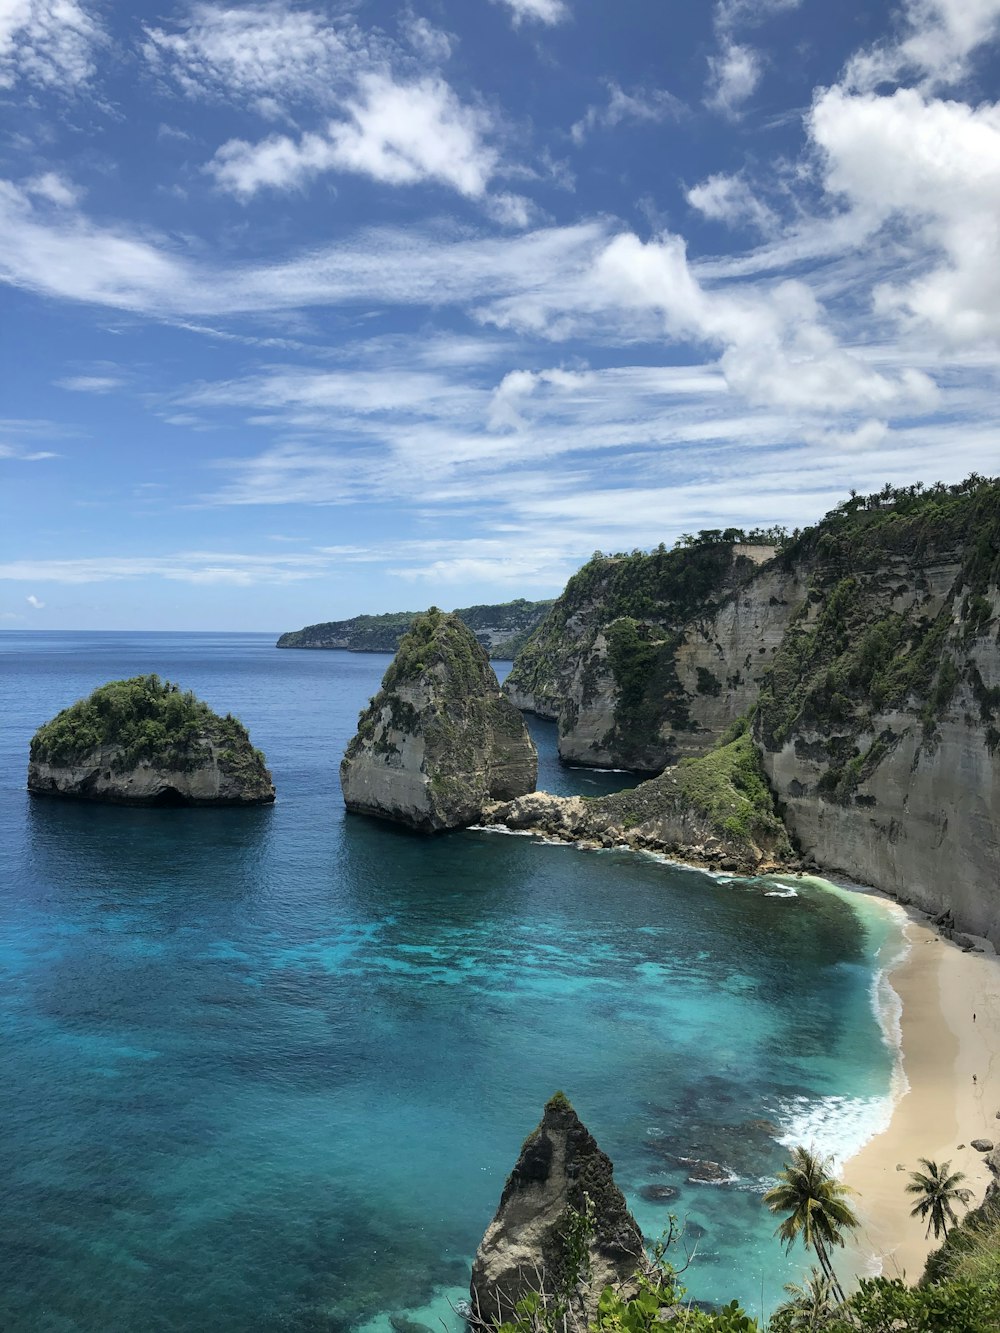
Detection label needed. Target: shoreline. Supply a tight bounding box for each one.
[842,906,1000,1285]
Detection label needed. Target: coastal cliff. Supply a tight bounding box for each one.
[340,608,537,831]
[28,675,275,806]
[754,485,1000,939]
[503,539,784,771]
[470,1092,646,1328]
[278,598,552,660]
[504,478,1000,942]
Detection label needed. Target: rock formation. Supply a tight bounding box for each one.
[277,598,552,660]
[28,675,275,806]
[486,730,792,875]
[469,1093,647,1328]
[340,608,537,831]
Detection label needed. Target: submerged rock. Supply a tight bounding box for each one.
[469,1092,647,1328]
[340,608,536,831]
[28,675,275,807]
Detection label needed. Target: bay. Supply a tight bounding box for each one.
[0,632,900,1331]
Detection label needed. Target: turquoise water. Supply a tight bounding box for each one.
[0,633,901,1331]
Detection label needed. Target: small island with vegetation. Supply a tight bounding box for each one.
[28,675,275,807]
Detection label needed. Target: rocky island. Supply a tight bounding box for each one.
[340,608,537,830]
[28,675,275,806]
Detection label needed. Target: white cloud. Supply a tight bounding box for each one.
[0,0,101,90]
[715,0,802,30]
[0,442,58,461]
[686,172,776,232]
[493,0,569,27]
[209,74,497,199]
[811,84,1000,346]
[0,551,338,586]
[25,593,44,608]
[846,0,1000,91]
[571,82,684,144]
[705,40,761,117]
[24,172,81,207]
[141,2,378,108]
[402,12,453,63]
[56,374,123,392]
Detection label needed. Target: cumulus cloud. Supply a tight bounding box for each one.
[209,73,498,199]
[492,0,569,27]
[705,40,761,117]
[25,593,44,608]
[686,172,776,232]
[811,84,1000,346]
[0,0,102,90]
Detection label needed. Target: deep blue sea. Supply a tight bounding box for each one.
[0,633,903,1332]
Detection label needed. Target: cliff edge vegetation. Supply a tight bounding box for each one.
[340,608,537,831]
[28,675,275,806]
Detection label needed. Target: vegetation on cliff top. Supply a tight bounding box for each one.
[29,675,270,783]
[588,724,792,861]
[757,476,1000,774]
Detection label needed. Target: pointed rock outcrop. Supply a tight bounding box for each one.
[470,1093,647,1328]
[340,608,537,831]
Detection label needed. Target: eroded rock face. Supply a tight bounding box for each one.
[27,676,275,806]
[470,1094,647,1328]
[340,609,537,831]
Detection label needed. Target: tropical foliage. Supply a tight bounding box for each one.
[763,1148,859,1302]
[905,1159,972,1240]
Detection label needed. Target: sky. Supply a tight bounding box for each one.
[2,0,1000,630]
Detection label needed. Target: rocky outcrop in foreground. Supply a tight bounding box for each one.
[485,731,793,875]
[340,608,537,831]
[470,1093,647,1328]
[28,675,275,806]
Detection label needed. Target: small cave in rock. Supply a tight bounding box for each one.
[151,786,190,807]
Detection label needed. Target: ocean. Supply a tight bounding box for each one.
[0,632,903,1331]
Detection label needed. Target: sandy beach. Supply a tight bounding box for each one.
[842,909,1000,1285]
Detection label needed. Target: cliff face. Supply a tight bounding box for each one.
[507,480,999,941]
[754,490,1000,939]
[277,598,552,659]
[504,542,781,771]
[340,609,537,831]
[469,1093,646,1328]
[28,676,275,806]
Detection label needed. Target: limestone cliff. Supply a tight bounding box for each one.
[277,598,552,659]
[469,1093,647,1328]
[754,484,1000,940]
[504,540,783,771]
[487,729,793,875]
[340,608,537,831]
[28,675,275,806]
[506,477,999,942]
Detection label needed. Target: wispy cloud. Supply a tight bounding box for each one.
[0,551,339,586]
[705,40,761,117]
[571,82,684,144]
[492,0,569,28]
[56,374,124,393]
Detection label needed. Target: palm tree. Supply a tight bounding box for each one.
[905,1158,973,1240]
[771,1268,837,1330]
[763,1147,859,1303]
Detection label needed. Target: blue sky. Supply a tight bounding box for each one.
[2,0,1000,630]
